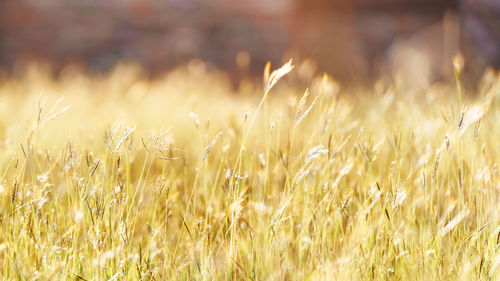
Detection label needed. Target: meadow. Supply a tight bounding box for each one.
[0,59,499,280]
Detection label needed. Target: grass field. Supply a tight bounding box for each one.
[0,60,499,280]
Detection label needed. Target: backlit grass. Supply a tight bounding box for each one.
[0,60,499,280]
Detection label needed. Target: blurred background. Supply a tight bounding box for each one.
[0,0,499,85]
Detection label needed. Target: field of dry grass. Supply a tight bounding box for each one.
[0,60,499,280]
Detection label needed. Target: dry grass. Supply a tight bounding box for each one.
[0,60,499,280]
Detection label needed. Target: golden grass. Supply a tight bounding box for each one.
[0,60,499,280]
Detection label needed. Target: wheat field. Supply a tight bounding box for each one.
[0,59,499,280]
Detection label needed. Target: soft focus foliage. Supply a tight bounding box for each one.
[0,61,499,280]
